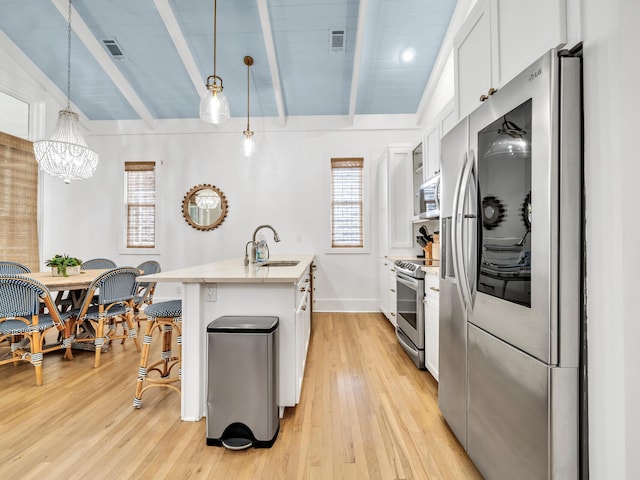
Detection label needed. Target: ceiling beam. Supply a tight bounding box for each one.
[257,0,286,125]
[347,0,368,125]
[50,0,155,128]
[154,0,205,99]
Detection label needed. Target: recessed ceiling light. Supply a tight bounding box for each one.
[400,47,416,63]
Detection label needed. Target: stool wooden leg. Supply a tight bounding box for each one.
[133,317,156,408]
[132,315,182,408]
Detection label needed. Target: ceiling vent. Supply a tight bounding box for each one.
[102,39,126,60]
[329,29,346,53]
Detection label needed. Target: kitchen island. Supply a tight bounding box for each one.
[139,254,315,421]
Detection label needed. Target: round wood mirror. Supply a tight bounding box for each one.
[182,184,228,231]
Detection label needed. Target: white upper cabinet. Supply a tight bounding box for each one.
[454,0,567,119]
[455,0,494,120]
[425,126,441,179]
[383,145,413,249]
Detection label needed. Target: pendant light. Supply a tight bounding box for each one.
[33,0,98,184]
[199,0,230,124]
[485,116,530,158]
[241,55,256,157]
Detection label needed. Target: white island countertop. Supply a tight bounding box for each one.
[138,254,315,284]
[138,253,316,422]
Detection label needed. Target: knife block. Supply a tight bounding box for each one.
[423,243,433,265]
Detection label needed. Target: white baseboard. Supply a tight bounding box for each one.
[312,298,380,313]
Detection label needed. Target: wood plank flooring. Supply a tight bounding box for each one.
[0,312,481,479]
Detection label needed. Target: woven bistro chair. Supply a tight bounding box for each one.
[132,260,160,325]
[0,261,31,274]
[0,275,70,385]
[65,267,141,368]
[59,258,118,311]
[81,258,117,270]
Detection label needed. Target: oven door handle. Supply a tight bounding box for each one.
[396,327,420,355]
[396,273,420,290]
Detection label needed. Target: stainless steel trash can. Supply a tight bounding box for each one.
[206,316,279,449]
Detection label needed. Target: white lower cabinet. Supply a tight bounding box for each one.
[424,273,440,381]
[378,258,398,327]
[295,269,312,403]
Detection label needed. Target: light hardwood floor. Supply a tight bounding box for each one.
[0,312,481,479]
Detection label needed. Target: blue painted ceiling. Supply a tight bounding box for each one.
[0,0,457,121]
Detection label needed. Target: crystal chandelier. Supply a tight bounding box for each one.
[241,55,256,157]
[33,0,98,184]
[195,190,220,210]
[199,0,230,124]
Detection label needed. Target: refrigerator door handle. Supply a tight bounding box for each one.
[467,150,478,305]
[456,152,475,310]
[451,152,470,310]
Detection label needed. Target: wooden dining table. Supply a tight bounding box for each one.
[24,269,110,309]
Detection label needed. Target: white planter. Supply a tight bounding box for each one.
[51,265,81,277]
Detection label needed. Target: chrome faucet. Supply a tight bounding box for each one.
[244,224,281,266]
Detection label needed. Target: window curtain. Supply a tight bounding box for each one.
[125,161,156,248]
[331,157,364,248]
[0,132,39,270]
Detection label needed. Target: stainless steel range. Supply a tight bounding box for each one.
[394,259,426,369]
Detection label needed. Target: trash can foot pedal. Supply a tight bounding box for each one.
[222,438,253,450]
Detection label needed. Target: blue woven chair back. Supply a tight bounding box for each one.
[85,267,139,308]
[136,260,160,277]
[81,258,117,270]
[0,275,47,317]
[135,261,160,289]
[0,261,31,274]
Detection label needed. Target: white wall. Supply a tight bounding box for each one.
[39,121,421,312]
[582,0,640,477]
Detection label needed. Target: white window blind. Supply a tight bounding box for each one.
[331,157,364,248]
[125,161,155,248]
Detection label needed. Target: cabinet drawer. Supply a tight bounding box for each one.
[296,268,311,306]
[424,274,440,301]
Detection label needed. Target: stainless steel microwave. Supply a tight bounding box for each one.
[419,174,440,219]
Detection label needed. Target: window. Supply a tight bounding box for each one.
[330,157,364,248]
[0,132,39,270]
[125,161,156,248]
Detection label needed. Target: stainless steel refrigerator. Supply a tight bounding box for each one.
[439,49,582,479]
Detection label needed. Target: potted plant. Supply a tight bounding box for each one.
[46,254,82,277]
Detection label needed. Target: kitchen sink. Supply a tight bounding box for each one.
[258,260,300,267]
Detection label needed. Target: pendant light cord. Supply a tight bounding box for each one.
[246,58,250,131]
[66,0,72,109]
[213,0,217,80]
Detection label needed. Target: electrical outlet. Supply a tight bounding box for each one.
[175,285,182,295]
[204,284,216,302]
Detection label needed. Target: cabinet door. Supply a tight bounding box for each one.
[454,0,494,119]
[379,257,390,318]
[425,126,441,179]
[495,0,566,87]
[426,300,440,381]
[295,290,311,404]
[387,148,412,248]
[424,274,440,380]
[388,264,397,327]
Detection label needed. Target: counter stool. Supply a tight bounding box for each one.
[133,299,182,408]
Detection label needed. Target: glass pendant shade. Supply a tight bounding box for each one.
[199,81,230,125]
[485,117,530,158]
[195,190,220,209]
[33,109,99,184]
[241,131,257,157]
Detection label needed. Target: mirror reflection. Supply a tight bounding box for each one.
[182,184,228,231]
